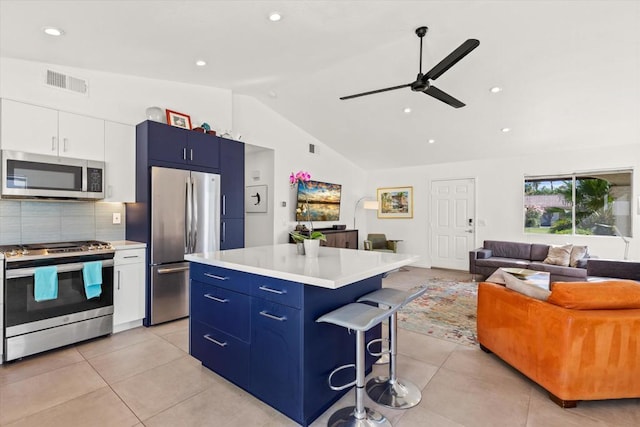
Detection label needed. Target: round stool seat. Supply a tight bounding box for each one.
[356,286,428,410]
[317,302,393,427]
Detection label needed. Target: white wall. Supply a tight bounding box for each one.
[244,146,275,247]
[368,143,640,267]
[232,95,367,245]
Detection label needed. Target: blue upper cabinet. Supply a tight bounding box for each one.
[143,120,220,172]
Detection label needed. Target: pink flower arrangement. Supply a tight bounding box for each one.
[289,170,311,188]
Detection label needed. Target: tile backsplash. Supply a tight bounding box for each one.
[0,200,125,244]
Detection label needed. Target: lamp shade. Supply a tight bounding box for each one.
[363,200,379,210]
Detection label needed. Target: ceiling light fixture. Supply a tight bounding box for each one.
[43,27,64,36]
[501,127,511,133]
[490,86,502,93]
[428,139,435,144]
[268,12,282,22]
[403,107,411,114]
[195,60,207,67]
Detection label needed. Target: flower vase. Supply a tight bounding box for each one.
[304,239,320,258]
[296,242,305,255]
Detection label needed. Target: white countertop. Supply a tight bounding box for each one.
[185,244,419,289]
[110,240,146,250]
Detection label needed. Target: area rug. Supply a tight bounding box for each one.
[397,278,478,347]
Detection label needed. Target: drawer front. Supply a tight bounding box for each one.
[190,320,249,390]
[190,263,250,294]
[250,275,302,309]
[191,280,250,342]
[114,248,146,265]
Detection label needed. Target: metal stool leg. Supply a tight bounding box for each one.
[365,312,422,409]
[327,330,391,427]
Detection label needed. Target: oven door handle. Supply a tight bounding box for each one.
[5,259,114,279]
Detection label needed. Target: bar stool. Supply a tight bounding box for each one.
[317,302,397,427]
[357,286,428,409]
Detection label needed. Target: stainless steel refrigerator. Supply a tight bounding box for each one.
[149,167,220,325]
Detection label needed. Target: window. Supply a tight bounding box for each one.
[524,170,632,237]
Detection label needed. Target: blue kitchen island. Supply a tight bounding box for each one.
[185,244,418,426]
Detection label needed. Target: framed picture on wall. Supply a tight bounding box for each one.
[377,186,413,219]
[245,185,268,213]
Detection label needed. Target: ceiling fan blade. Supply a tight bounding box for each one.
[424,39,480,81]
[340,83,412,100]
[423,85,465,108]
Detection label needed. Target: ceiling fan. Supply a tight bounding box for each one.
[339,26,479,108]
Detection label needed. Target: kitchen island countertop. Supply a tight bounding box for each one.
[185,244,418,289]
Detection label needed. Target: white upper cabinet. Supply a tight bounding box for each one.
[0,99,104,161]
[104,121,135,202]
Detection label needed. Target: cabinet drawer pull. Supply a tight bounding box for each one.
[203,273,229,281]
[204,294,229,303]
[259,310,287,322]
[203,334,228,347]
[123,255,139,259]
[258,285,286,295]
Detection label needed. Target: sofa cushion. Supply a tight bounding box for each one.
[530,244,550,261]
[548,280,640,309]
[503,271,551,301]
[475,257,531,269]
[484,240,532,260]
[569,245,588,268]
[543,244,572,266]
[528,262,587,278]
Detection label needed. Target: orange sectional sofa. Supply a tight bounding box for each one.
[477,280,640,407]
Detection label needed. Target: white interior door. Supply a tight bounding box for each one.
[430,178,475,270]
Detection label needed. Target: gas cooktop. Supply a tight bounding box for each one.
[0,240,114,261]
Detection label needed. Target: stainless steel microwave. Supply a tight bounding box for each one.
[1,150,105,200]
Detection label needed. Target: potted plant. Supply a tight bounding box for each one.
[290,170,326,256]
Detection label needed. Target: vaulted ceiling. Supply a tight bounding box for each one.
[1,1,639,170]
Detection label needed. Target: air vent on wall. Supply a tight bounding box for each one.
[45,69,88,95]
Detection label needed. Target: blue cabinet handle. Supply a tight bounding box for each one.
[258,285,286,295]
[204,273,229,281]
[204,294,229,303]
[259,310,287,322]
[203,334,228,347]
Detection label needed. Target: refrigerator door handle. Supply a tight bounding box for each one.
[185,177,192,253]
[191,177,198,252]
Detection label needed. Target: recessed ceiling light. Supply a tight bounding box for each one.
[43,27,64,36]
[490,86,502,93]
[428,139,435,144]
[195,60,207,67]
[403,107,412,114]
[268,12,282,22]
[501,127,511,133]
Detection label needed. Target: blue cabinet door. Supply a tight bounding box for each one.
[221,218,244,250]
[250,298,302,423]
[187,132,220,170]
[220,139,244,219]
[146,121,188,164]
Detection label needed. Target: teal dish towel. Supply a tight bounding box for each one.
[34,266,59,302]
[83,261,103,299]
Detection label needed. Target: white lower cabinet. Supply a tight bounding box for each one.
[113,247,146,332]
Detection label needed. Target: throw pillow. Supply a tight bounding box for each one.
[569,245,588,267]
[503,272,551,301]
[548,280,640,309]
[485,269,505,285]
[543,244,573,266]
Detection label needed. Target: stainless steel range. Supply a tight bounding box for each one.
[1,240,115,362]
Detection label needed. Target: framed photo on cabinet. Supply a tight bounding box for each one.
[377,186,413,218]
[166,109,192,130]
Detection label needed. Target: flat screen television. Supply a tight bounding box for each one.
[296,180,342,221]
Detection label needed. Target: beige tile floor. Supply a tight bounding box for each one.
[1,267,639,426]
